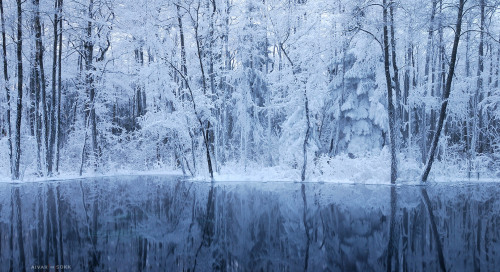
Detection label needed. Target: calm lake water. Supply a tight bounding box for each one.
[0,176,499,271]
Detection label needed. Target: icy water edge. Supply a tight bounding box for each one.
[0,176,499,271]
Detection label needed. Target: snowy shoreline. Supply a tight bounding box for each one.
[2,152,498,184]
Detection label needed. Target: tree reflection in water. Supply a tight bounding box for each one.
[0,177,499,271]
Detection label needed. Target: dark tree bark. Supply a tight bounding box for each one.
[177,4,188,92]
[403,44,411,145]
[473,0,485,154]
[208,0,216,97]
[389,3,402,150]
[421,0,437,163]
[428,0,444,158]
[134,43,144,117]
[33,0,49,175]
[55,0,63,173]
[436,0,446,156]
[48,0,62,175]
[208,0,218,172]
[0,0,12,175]
[13,0,23,180]
[421,0,465,182]
[464,19,472,171]
[301,86,311,182]
[383,0,398,184]
[32,55,43,175]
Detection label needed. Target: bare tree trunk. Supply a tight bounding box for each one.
[48,0,61,175]
[0,0,12,175]
[13,0,23,180]
[208,0,218,173]
[177,4,188,92]
[473,0,485,155]
[55,0,63,173]
[421,0,465,182]
[134,44,144,116]
[32,57,43,175]
[436,0,446,159]
[403,44,411,147]
[33,0,49,175]
[84,0,98,170]
[464,18,472,174]
[383,0,398,184]
[79,116,90,176]
[389,3,402,151]
[220,0,231,165]
[301,86,311,182]
[422,0,437,164]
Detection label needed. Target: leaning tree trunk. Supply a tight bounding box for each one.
[421,0,465,182]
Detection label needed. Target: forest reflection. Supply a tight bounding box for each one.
[0,176,499,271]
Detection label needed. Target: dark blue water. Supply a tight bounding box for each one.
[0,176,499,271]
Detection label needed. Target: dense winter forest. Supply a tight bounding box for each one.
[0,0,499,181]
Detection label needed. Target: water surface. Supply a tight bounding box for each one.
[0,176,499,271]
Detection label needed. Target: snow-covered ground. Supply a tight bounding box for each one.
[191,148,500,184]
[1,147,498,184]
